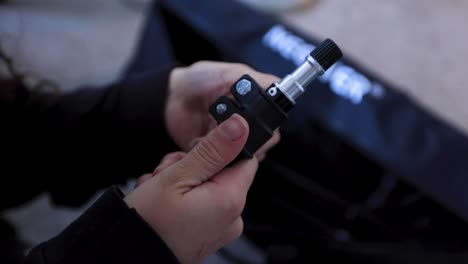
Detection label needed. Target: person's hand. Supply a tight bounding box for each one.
[133,151,187,188]
[166,61,280,161]
[125,114,257,264]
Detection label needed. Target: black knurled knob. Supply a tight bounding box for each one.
[310,38,343,71]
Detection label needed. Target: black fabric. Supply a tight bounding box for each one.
[125,4,176,74]
[1,66,179,262]
[24,187,179,264]
[1,66,178,209]
[0,218,24,264]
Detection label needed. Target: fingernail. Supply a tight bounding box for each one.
[220,114,245,141]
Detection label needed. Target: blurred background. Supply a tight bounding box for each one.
[1,0,467,132]
[1,0,468,262]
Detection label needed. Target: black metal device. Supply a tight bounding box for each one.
[209,39,343,159]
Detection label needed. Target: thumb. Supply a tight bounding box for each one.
[169,114,249,187]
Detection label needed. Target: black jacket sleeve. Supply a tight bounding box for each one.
[24,186,179,264]
[1,66,178,210]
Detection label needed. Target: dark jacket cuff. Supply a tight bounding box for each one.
[26,187,179,263]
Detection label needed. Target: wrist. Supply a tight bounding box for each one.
[124,188,185,264]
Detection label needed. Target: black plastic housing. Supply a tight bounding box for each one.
[209,75,288,159]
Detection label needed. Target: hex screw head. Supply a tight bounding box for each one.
[236,79,252,95]
[216,103,227,115]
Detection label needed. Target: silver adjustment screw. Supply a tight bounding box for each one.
[236,79,252,95]
[216,103,227,115]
